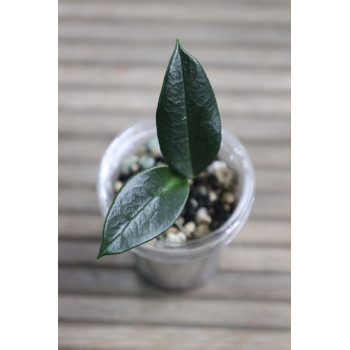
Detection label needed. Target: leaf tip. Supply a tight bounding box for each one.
[175,38,182,50]
[97,248,105,259]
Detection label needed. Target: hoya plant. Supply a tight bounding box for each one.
[97,39,221,258]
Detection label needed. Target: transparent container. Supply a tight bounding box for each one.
[97,119,255,289]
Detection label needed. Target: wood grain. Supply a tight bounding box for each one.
[58,294,290,329]
[59,1,290,25]
[59,323,290,350]
[58,0,290,347]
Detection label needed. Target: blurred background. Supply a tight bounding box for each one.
[58,0,290,348]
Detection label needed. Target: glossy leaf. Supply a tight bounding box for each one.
[156,39,222,178]
[97,166,189,258]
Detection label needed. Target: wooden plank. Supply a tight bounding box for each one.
[58,294,290,329]
[59,42,290,69]
[58,240,290,273]
[58,323,290,350]
[59,90,290,115]
[59,0,291,4]
[59,214,103,239]
[221,246,290,273]
[58,114,290,143]
[58,138,290,169]
[59,266,290,301]
[58,2,290,26]
[59,66,290,92]
[58,213,290,246]
[58,162,290,194]
[237,220,290,245]
[60,0,291,5]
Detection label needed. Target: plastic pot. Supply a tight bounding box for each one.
[97,119,255,289]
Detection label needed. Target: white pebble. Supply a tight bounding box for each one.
[215,168,236,190]
[184,221,196,235]
[196,207,212,225]
[207,160,227,174]
[193,224,210,238]
[221,192,235,204]
[165,226,179,234]
[165,232,187,243]
[209,191,218,202]
[121,155,139,175]
[138,155,155,169]
[176,217,185,227]
[130,163,140,173]
[114,180,123,192]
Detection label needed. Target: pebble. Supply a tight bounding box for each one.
[165,231,187,243]
[207,160,227,174]
[196,207,212,225]
[190,198,199,209]
[165,226,179,234]
[117,139,239,242]
[184,221,196,235]
[114,180,123,192]
[138,155,155,169]
[221,192,235,204]
[198,185,208,196]
[215,168,236,190]
[145,137,158,150]
[209,190,218,202]
[145,137,161,157]
[121,155,138,175]
[223,204,231,212]
[175,216,185,227]
[193,224,210,238]
[130,163,140,173]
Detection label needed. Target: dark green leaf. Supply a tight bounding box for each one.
[156,39,222,179]
[97,165,189,258]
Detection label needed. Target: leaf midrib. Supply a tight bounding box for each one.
[179,47,194,178]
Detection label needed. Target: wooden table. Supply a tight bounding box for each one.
[58,0,291,348]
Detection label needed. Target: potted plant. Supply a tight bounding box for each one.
[97,40,255,289]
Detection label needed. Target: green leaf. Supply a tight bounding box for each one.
[97,165,189,258]
[156,39,222,179]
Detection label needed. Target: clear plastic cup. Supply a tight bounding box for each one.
[97,119,255,289]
